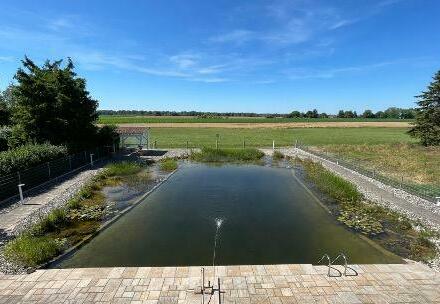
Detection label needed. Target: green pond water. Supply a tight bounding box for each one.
[56,163,401,267]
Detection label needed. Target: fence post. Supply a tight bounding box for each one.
[47,162,51,178]
[68,155,72,170]
[272,140,275,151]
[90,154,94,167]
[17,171,21,184]
[18,183,25,203]
[186,140,189,150]
[294,139,297,148]
[243,138,246,149]
[84,151,87,162]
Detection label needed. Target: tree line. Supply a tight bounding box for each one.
[98,107,416,119]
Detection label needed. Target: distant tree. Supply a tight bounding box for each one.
[383,107,401,119]
[343,110,356,118]
[375,111,385,118]
[409,70,440,146]
[319,112,328,118]
[11,57,99,150]
[305,109,319,118]
[337,110,345,118]
[400,108,416,119]
[362,110,375,118]
[289,111,302,118]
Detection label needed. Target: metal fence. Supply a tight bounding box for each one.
[0,146,112,204]
[296,143,440,203]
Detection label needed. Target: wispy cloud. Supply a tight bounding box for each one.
[287,60,408,80]
[210,30,255,44]
[0,56,14,62]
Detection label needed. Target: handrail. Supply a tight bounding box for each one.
[332,253,358,277]
[318,254,342,277]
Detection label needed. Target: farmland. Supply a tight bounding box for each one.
[98,115,413,125]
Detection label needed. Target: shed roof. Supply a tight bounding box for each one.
[116,127,149,135]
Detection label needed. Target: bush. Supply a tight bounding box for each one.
[3,234,64,267]
[160,158,178,171]
[191,147,264,162]
[0,143,68,175]
[105,161,143,176]
[0,126,11,151]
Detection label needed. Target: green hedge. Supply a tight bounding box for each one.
[0,144,68,176]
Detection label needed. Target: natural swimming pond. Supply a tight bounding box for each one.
[56,163,401,268]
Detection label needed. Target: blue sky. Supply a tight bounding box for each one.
[0,0,439,114]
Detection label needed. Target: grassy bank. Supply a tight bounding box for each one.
[145,127,414,148]
[299,159,438,262]
[191,147,264,163]
[3,161,148,268]
[314,143,440,188]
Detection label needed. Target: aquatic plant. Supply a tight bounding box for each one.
[191,147,264,162]
[301,159,361,202]
[160,158,178,171]
[3,234,65,267]
[105,161,143,176]
[299,158,438,262]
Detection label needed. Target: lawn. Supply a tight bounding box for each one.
[99,115,412,124]
[148,127,415,148]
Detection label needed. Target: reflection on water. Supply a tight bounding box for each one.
[56,163,401,268]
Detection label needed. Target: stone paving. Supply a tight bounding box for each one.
[0,263,438,303]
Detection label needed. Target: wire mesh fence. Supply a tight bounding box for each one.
[296,143,440,203]
[0,146,112,204]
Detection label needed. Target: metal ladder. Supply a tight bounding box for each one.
[318,253,358,277]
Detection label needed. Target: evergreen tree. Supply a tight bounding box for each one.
[409,70,440,146]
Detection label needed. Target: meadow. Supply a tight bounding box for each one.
[148,127,414,148]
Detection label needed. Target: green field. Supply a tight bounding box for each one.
[148,127,414,148]
[99,115,412,124]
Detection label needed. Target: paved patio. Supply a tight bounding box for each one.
[0,263,438,303]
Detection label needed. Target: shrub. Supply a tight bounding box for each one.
[105,161,143,176]
[160,158,178,171]
[3,234,64,267]
[191,147,264,162]
[0,143,68,175]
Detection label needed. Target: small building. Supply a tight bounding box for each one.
[116,127,150,149]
